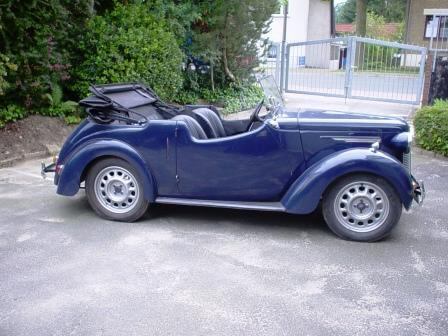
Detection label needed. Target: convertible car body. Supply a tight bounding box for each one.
[42,76,425,241]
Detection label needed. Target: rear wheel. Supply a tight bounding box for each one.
[85,158,149,222]
[323,174,402,242]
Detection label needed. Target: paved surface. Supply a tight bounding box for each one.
[284,93,418,119]
[226,94,416,121]
[0,153,447,336]
[287,70,420,103]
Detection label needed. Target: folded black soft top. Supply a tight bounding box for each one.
[79,83,179,125]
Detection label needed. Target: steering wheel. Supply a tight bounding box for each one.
[247,99,264,132]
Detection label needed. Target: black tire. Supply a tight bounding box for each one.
[85,158,149,222]
[322,174,402,242]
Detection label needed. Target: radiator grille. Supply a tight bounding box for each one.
[403,151,411,172]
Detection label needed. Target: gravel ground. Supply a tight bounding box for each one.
[0,151,447,336]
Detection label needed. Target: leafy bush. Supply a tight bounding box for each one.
[414,99,448,156]
[0,0,91,108]
[71,3,184,101]
[0,54,17,96]
[200,84,264,114]
[0,105,27,127]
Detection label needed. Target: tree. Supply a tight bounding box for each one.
[191,0,279,85]
[336,0,407,23]
[0,0,93,107]
[336,0,356,23]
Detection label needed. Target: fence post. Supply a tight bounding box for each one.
[275,43,281,87]
[415,48,428,105]
[344,36,355,99]
[279,5,288,93]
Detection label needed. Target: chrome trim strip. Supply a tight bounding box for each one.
[155,197,286,212]
[301,118,405,124]
[320,136,381,143]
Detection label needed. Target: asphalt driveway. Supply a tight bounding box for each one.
[0,151,447,336]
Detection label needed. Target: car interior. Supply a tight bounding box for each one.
[79,83,267,140]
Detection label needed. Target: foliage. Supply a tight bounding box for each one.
[0,0,92,108]
[201,84,264,114]
[414,100,448,157]
[190,0,279,86]
[429,58,448,104]
[0,105,27,127]
[367,12,403,41]
[70,3,184,101]
[0,54,17,96]
[0,0,278,126]
[175,83,264,114]
[336,0,407,24]
[144,0,200,44]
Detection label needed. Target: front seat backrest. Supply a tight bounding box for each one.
[172,115,208,140]
[192,108,226,138]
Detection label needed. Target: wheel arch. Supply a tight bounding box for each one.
[281,148,413,214]
[56,140,156,201]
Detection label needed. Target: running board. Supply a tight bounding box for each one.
[155,197,285,212]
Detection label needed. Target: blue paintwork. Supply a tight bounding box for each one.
[55,105,416,214]
[281,148,413,213]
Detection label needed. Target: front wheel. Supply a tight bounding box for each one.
[85,158,149,222]
[322,174,402,242]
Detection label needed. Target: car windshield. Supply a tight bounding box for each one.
[258,75,284,110]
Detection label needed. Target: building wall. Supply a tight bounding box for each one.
[266,0,309,43]
[264,0,330,43]
[307,0,331,41]
[406,0,448,47]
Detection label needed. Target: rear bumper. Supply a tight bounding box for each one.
[41,162,56,178]
[411,175,425,205]
[41,160,62,185]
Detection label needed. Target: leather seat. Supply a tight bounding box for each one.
[172,115,207,140]
[192,108,226,138]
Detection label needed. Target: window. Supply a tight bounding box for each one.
[425,15,448,39]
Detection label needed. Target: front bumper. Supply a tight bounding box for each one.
[412,176,425,205]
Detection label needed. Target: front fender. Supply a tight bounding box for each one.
[281,148,413,214]
[57,139,156,201]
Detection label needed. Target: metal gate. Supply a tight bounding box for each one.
[284,36,427,105]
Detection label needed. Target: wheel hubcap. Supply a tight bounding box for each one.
[94,166,139,214]
[334,181,390,233]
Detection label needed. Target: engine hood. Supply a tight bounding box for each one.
[293,108,409,133]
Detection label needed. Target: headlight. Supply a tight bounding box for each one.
[391,132,411,152]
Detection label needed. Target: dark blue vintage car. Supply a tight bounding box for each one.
[42,76,424,241]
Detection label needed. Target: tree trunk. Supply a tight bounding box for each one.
[222,12,236,82]
[210,61,215,92]
[355,0,367,68]
[222,46,236,82]
[356,0,367,37]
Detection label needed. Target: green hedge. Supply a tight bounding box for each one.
[414,99,448,156]
[70,3,184,101]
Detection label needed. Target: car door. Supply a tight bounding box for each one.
[175,122,305,202]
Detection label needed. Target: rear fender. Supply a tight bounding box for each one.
[57,139,156,201]
[281,148,413,214]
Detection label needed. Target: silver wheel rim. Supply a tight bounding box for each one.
[334,181,390,233]
[94,166,139,214]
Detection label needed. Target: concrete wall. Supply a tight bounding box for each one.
[307,0,331,41]
[264,0,331,44]
[266,0,309,44]
[406,0,448,47]
[264,0,331,69]
[305,0,332,68]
